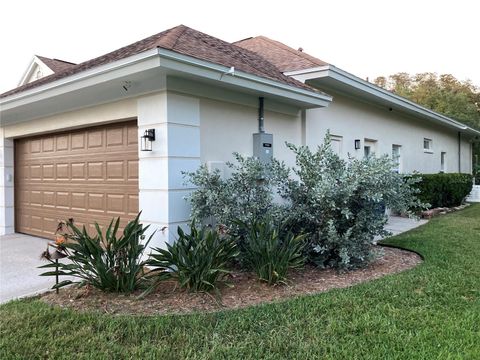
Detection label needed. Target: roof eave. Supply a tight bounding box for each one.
[157,48,332,107]
[1,49,332,118]
[286,65,480,137]
[1,48,162,109]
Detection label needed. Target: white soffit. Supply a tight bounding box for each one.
[286,65,480,137]
[1,48,332,125]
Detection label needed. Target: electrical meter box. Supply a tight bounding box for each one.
[253,132,273,164]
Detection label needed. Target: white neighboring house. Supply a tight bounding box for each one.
[1,25,479,249]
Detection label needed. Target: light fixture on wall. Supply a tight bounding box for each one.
[141,129,155,151]
[354,139,361,150]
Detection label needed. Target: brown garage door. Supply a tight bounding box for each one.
[14,120,139,239]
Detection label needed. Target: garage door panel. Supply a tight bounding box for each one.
[15,120,139,239]
[56,135,69,151]
[42,137,55,152]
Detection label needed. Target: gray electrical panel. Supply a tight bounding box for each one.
[253,132,273,164]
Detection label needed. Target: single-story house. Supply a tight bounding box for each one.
[1,25,478,248]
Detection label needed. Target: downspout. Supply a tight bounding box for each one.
[301,109,307,146]
[258,97,265,133]
[458,132,461,173]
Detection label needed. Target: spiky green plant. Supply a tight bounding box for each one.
[39,213,153,293]
[145,224,239,292]
[236,218,306,285]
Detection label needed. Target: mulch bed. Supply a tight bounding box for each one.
[40,246,421,316]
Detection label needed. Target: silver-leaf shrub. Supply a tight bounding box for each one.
[184,152,289,229]
[281,135,426,269]
[185,134,426,270]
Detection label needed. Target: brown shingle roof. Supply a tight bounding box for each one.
[234,36,328,73]
[1,25,317,98]
[36,56,76,73]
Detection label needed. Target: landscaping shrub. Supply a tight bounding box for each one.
[145,223,239,292]
[278,139,425,269]
[186,134,426,271]
[411,173,473,208]
[184,152,289,231]
[235,218,306,285]
[39,214,152,293]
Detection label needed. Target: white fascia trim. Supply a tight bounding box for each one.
[17,56,38,87]
[287,65,480,136]
[284,66,331,77]
[1,48,162,108]
[18,56,55,86]
[2,48,332,112]
[157,49,332,106]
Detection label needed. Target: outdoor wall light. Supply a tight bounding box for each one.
[141,129,155,151]
[354,139,361,150]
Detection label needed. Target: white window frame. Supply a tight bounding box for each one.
[440,151,447,173]
[330,135,343,156]
[392,144,402,173]
[423,138,433,153]
[364,139,377,158]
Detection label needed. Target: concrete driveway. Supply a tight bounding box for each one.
[0,233,59,303]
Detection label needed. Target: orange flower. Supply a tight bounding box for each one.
[55,235,67,245]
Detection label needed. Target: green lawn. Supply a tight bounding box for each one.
[1,205,479,359]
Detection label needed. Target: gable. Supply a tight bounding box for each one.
[18,55,76,87]
[3,25,316,99]
[19,57,55,86]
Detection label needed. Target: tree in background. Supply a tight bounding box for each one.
[374,73,480,176]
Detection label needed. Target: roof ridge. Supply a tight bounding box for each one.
[168,25,189,49]
[51,58,77,65]
[254,36,326,66]
[1,25,320,98]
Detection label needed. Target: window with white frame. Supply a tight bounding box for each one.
[364,139,377,158]
[440,152,446,172]
[392,145,402,173]
[330,135,343,156]
[423,138,433,152]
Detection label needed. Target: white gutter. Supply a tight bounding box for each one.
[285,65,480,136]
[1,48,332,113]
[0,48,161,109]
[157,48,332,105]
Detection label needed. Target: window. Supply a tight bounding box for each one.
[440,152,446,172]
[364,139,377,158]
[364,146,371,158]
[423,138,433,153]
[392,145,402,173]
[330,135,343,156]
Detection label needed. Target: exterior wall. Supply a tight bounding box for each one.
[1,91,200,250]
[460,139,472,173]
[0,84,474,245]
[200,98,301,170]
[0,128,14,235]
[137,92,201,249]
[1,98,138,237]
[20,60,55,86]
[306,93,473,174]
[3,98,137,138]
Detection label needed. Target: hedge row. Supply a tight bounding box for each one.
[411,173,473,208]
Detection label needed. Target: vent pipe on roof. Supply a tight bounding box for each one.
[258,97,265,133]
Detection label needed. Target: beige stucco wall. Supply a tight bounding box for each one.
[3,98,137,139]
[199,93,472,175]
[305,93,473,174]
[200,98,301,169]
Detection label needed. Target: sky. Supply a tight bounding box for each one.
[1,0,479,94]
